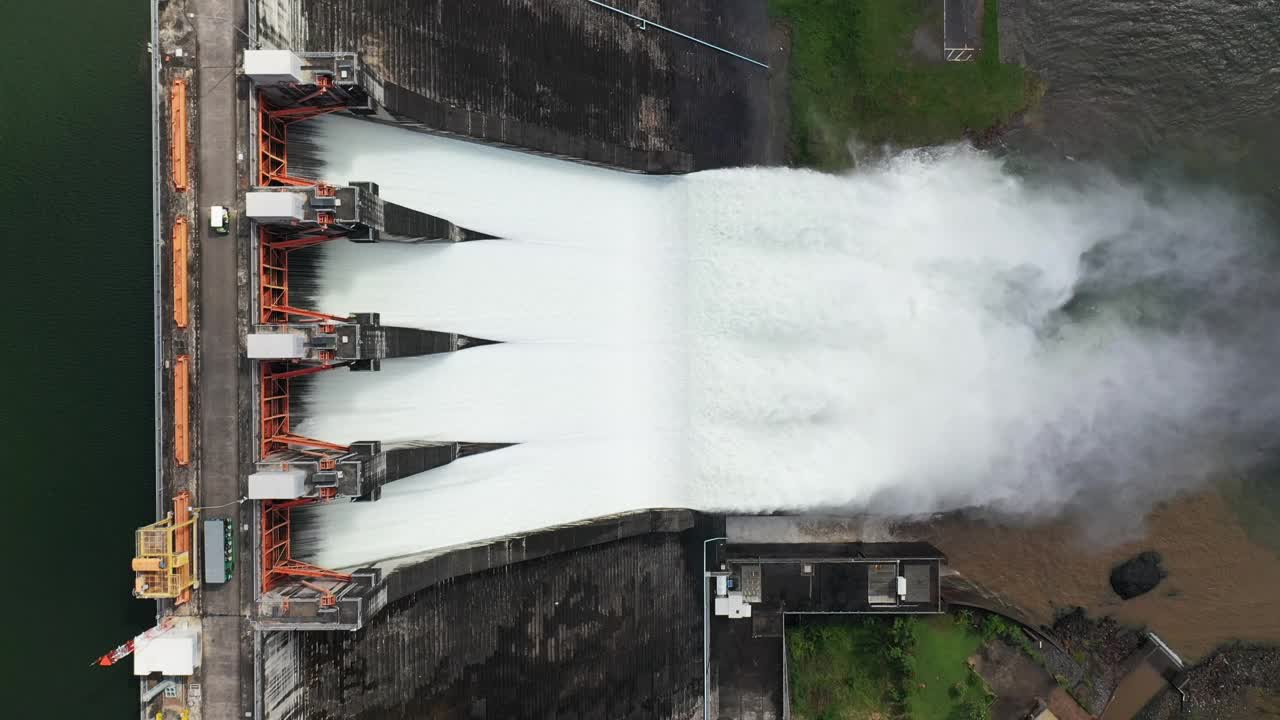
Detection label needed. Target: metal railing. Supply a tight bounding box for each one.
[584,0,769,69]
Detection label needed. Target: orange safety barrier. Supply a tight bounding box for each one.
[172,216,189,328]
[174,355,190,466]
[170,78,189,192]
[173,491,193,606]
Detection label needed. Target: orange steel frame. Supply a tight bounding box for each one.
[172,216,189,328]
[261,498,352,592]
[174,355,190,466]
[257,88,344,188]
[170,78,189,192]
[256,91,359,592]
[258,361,352,592]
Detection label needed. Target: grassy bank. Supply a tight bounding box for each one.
[789,616,992,719]
[789,620,896,718]
[908,617,989,719]
[770,0,1032,168]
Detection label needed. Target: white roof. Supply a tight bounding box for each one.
[248,469,309,500]
[243,50,305,84]
[713,591,752,619]
[246,191,307,222]
[134,629,200,676]
[246,332,307,359]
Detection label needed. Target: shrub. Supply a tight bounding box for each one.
[969,700,991,720]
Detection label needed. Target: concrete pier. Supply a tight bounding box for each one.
[151,0,255,715]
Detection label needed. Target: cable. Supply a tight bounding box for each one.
[190,496,249,512]
[583,0,769,69]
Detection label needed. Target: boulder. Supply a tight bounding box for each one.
[1110,551,1167,600]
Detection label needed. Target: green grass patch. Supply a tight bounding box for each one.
[770,0,1034,168]
[908,617,989,720]
[789,620,896,720]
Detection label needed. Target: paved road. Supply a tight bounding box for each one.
[945,0,981,60]
[192,0,249,716]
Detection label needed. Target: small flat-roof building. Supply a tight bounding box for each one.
[718,541,945,615]
[710,541,947,719]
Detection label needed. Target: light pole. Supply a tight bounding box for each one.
[703,535,726,720]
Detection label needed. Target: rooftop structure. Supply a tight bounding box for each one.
[718,542,946,615]
[709,538,947,718]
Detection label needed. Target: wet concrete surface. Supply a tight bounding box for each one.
[945,0,980,53]
[258,0,771,173]
[711,612,783,720]
[267,530,710,720]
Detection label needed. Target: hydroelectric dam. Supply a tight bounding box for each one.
[126,1,980,718]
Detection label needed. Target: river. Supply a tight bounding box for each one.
[1003,0,1280,207]
[927,0,1280,662]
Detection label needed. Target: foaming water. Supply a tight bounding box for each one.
[304,238,682,343]
[294,439,684,569]
[295,343,683,445]
[294,120,1279,567]
[293,115,677,248]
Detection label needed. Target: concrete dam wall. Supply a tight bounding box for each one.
[256,0,771,173]
[261,511,712,720]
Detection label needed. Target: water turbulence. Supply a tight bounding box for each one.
[294,116,1280,568]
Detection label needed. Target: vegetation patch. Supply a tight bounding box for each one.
[907,616,990,720]
[789,619,897,719]
[789,615,994,719]
[769,0,1034,168]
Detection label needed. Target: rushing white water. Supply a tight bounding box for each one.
[292,439,684,568]
[294,115,676,249]
[294,116,1277,568]
[307,239,682,343]
[296,343,683,445]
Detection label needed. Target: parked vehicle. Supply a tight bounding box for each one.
[210,205,230,235]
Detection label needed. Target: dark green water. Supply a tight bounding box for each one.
[1,1,153,715]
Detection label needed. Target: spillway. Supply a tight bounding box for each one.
[292,115,679,248]
[295,343,683,445]
[300,239,684,343]
[296,117,1278,569]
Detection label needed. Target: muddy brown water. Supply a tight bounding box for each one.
[908,485,1280,661]
[1101,661,1166,720]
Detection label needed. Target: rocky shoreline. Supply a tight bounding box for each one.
[1045,607,1280,719]
[1137,645,1280,719]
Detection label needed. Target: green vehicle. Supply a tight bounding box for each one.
[202,518,235,583]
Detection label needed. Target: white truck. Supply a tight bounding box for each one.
[210,205,230,235]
